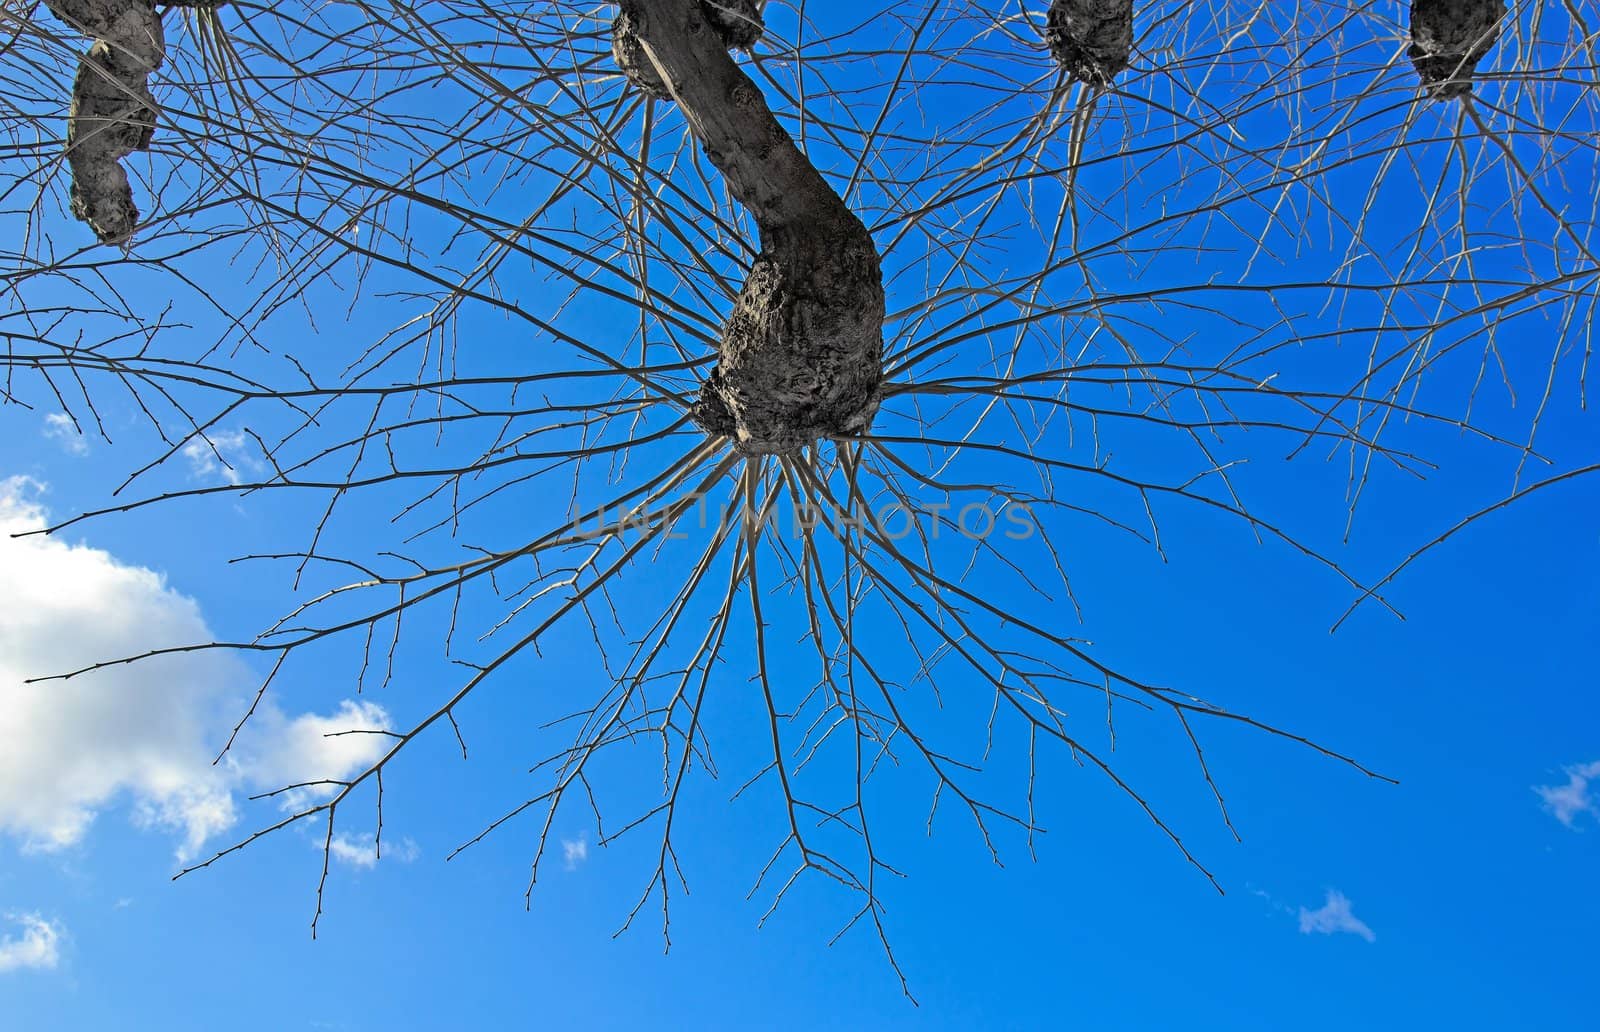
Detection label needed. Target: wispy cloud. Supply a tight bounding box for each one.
[180,430,263,486]
[562,832,589,871]
[328,831,420,869]
[41,413,89,456]
[1535,761,1600,828]
[0,478,391,862]
[0,913,63,973]
[239,700,393,814]
[1298,890,1376,943]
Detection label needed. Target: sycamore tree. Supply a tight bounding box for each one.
[1,0,1594,988]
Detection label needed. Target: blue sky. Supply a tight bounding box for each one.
[3,2,1599,1029]
[3,389,1597,1029]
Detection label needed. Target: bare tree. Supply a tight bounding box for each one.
[1,0,1593,991]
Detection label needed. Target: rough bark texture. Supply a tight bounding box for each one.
[1409,0,1504,100]
[617,0,884,456]
[1045,0,1133,87]
[46,0,166,243]
[613,1,763,100]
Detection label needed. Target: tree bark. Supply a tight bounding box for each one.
[1409,0,1504,100]
[1045,0,1134,87]
[616,0,884,456]
[47,0,166,244]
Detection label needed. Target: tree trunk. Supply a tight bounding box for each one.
[1409,0,1504,99]
[47,0,166,243]
[1045,0,1134,86]
[615,0,884,456]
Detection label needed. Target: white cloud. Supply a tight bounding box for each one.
[1298,890,1376,943]
[1535,761,1600,828]
[234,700,393,812]
[328,831,419,869]
[562,832,589,871]
[42,413,89,456]
[0,478,391,862]
[0,913,63,973]
[180,429,262,486]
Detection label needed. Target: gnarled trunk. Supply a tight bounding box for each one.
[46,0,167,243]
[613,0,884,455]
[1409,0,1504,100]
[613,1,763,99]
[1045,0,1133,87]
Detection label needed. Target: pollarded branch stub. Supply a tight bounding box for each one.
[67,42,160,244]
[693,224,885,456]
[45,0,168,243]
[1045,0,1133,87]
[701,0,763,51]
[612,0,764,98]
[614,0,885,455]
[1408,0,1505,100]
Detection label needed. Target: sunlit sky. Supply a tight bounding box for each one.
[5,349,1597,1029]
[4,2,1599,1029]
